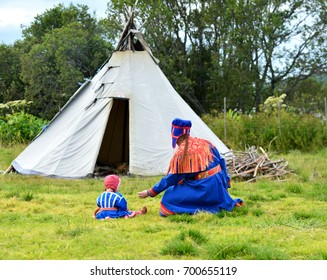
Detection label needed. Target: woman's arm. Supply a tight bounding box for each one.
[138,173,187,198]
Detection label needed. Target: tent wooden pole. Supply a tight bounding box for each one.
[3,165,13,175]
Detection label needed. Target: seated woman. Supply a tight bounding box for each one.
[138,118,243,216]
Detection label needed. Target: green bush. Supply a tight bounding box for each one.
[0,111,47,145]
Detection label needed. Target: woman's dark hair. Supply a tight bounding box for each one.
[178,134,189,160]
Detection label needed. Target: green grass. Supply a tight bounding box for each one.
[0,145,326,260]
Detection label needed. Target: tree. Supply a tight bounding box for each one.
[253,0,326,109]
[202,0,327,113]
[285,76,327,114]
[0,44,25,102]
[19,4,112,119]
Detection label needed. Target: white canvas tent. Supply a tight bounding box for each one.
[8,12,231,178]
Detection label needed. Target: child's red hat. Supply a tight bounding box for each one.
[104,175,121,192]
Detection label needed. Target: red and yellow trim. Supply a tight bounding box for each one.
[194,164,222,180]
[160,203,175,216]
[147,188,158,197]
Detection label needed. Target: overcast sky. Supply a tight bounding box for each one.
[0,0,108,44]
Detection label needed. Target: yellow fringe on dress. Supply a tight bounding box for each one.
[167,137,213,174]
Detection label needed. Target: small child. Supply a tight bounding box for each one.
[94,174,147,220]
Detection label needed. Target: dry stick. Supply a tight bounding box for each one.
[238,165,272,178]
[261,160,286,167]
[232,168,257,176]
[233,158,237,172]
[235,157,262,173]
[279,162,289,171]
[259,147,270,160]
[268,136,278,152]
[232,166,271,177]
[254,158,265,177]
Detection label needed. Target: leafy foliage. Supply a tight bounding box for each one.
[0,112,46,145]
[0,100,46,145]
[0,44,25,102]
[285,77,327,114]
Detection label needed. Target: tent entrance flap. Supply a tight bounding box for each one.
[96,98,129,173]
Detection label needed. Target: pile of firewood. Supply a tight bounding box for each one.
[224,146,293,182]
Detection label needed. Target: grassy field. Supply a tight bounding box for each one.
[0,145,326,260]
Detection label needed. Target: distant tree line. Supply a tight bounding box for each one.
[0,0,326,120]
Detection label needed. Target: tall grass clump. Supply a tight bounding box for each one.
[202,110,327,153]
[160,229,206,257]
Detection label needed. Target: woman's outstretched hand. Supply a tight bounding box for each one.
[138,190,148,198]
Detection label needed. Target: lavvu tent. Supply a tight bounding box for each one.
[7,11,231,178]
